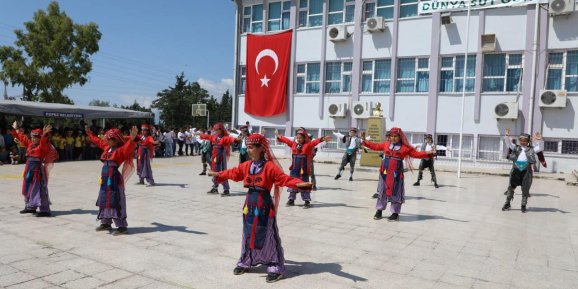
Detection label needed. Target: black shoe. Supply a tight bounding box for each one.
[286,199,295,206]
[95,224,112,231]
[434,183,439,188]
[199,171,207,176]
[221,190,230,196]
[36,212,52,217]
[19,208,36,214]
[373,210,383,220]
[137,180,145,185]
[334,174,341,180]
[312,185,317,191]
[372,193,378,199]
[502,203,511,211]
[207,189,218,194]
[521,205,527,213]
[349,176,353,181]
[413,181,420,186]
[233,267,247,275]
[113,227,128,236]
[304,201,311,209]
[266,273,283,283]
[387,213,399,221]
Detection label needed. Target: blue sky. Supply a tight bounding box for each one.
[0,0,236,107]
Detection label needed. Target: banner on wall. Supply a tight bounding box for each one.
[418,0,548,15]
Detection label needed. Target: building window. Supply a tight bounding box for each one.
[268,1,291,31]
[546,50,578,92]
[362,59,391,94]
[440,55,476,93]
[328,0,356,25]
[243,4,264,33]
[396,57,429,93]
[299,0,323,28]
[264,128,286,147]
[543,140,559,153]
[477,136,504,161]
[239,66,246,95]
[325,62,352,93]
[296,63,321,94]
[561,140,578,155]
[363,0,394,21]
[399,0,419,18]
[322,129,349,150]
[482,53,523,92]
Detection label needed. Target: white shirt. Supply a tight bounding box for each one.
[185,131,193,144]
[504,136,544,162]
[177,132,186,141]
[163,132,173,143]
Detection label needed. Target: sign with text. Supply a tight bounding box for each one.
[44,112,84,119]
[360,116,387,167]
[419,0,547,14]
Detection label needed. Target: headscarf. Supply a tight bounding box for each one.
[30,129,43,137]
[213,123,229,137]
[389,127,416,171]
[295,127,311,143]
[104,128,135,182]
[30,128,59,182]
[246,133,283,211]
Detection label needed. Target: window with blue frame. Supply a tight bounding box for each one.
[238,66,246,94]
[243,4,264,33]
[325,61,352,93]
[364,0,394,21]
[299,0,324,27]
[440,55,476,93]
[547,50,578,92]
[396,57,429,93]
[296,63,321,94]
[399,0,419,18]
[482,53,523,92]
[361,59,392,93]
[268,1,291,31]
[328,0,356,25]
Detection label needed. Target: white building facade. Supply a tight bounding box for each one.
[231,0,578,173]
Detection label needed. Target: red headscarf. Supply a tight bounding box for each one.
[296,127,311,143]
[30,129,43,137]
[104,128,135,182]
[246,133,283,211]
[213,123,229,136]
[30,128,58,182]
[389,127,415,171]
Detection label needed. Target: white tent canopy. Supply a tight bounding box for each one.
[0,100,152,119]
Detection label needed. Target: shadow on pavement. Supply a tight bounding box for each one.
[402,213,469,223]
[314,187,353,192]
[406,196,446,202]
[51,209,98,216]
[284,259,368,282]
[147,183,189,188]
[531,193,560,198]
[128,222,207,235]
[311,202,368,209]
[526,207,570,213]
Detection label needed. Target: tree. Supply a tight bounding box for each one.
[152,73,211,128]
[121,100,151,112]
[0,1,101,104]
[88,99,110,107]
[217,90,232,124]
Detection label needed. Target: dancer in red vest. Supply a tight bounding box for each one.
[275,129,331,208]
[11,121,58,217]
[362,127,434,221]
[209,133,311,283]
[137,124,159,185]
[198,123,238,196]
[86,125,138,235]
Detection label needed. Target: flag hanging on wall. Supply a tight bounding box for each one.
[245,30,292,117]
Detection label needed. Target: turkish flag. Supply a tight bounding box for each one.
[245,30,292,117]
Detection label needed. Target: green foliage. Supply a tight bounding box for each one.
[88,99,110,107]
[0,1,102,104]
[152,73,232,129]
[121,100,152,112]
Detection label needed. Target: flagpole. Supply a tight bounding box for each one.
[457,1,472,179]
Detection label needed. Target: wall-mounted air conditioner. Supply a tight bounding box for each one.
[366,17,386,32]
[539,89,567,108]
[351,101,372,119]
[549,0,576,16]
[328,103,347,118]
[328,26,349,42]
[494,102,518,119]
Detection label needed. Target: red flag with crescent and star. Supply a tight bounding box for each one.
[245,30,292,117]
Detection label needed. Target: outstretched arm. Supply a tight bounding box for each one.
[211,162,248,183]
[271,164,310,190]
[10,121,31,148]
[276,135,294,147]
[362,140,384,151]
[85,126,109,150]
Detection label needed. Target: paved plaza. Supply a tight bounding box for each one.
[0,156,577,289]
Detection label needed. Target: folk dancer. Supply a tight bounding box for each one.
[333,128,363,182]
[275,129,331,208]
[137,124,159,186]
[501,129,543,213]
[86,125,138,235]
[11,121,58,217]
[198,123,238,196]
[413,134,440,188]
[208,133,312,283]
[362,127,434,221]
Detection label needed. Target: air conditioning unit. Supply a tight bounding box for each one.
[494,102,518,119]
[328,103,347,118]
[328,26,349,42]
[351,101,372,119]
[441,13,453,25]
[366,17,386,32]
[539,89,567,108]
[481,34,497,52]
[549,0,576,16]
